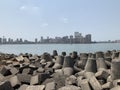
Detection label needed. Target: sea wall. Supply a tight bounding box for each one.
[0,50,120,90]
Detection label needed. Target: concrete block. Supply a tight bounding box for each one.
[63,67,74,76]
[89,76,102,90]
[95,70,110,80]
[12,62,20,67]
[85,58,97,73]
[10,67,18,75]
[9,75,21,88]
[22,68,31,74]
[113,79,120,87]
[0,66,12,76]
[37,67,45,73]
[80,79,92,90]
[30,75,39,85]
[58,85,81,90]
[102,82,113,89]
[84,72,94,79]
[110,86,120,90]
[0,81,14,90]
[26,85,45,90]
[111,60,120,80]
[77,76,85,87]
[17,74,31,84]
[65,75,77,85]
[0,74,5,81]
[18,84,28,90]
[45,82,56,90]
[16,55,24,62]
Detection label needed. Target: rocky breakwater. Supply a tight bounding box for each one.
[0,50,120,90]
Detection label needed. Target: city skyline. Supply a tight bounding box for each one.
[0,32,92,44]
[0,0,120,41]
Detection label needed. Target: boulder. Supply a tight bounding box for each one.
[18,84,29,90]
[65,75,77,85]
[58,85,81,90]
[26,85,45,90]
[0,81,14,90]
[89,76,102,90]
[45,82,56,90]
[9,75,21,88]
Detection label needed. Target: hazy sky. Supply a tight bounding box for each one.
[0,0,120,41]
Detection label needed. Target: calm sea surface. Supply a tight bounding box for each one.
[0,43,120,55]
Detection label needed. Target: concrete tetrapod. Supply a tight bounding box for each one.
[62,56,74,76]
[111,59,120,80]
[53,55,64,69]
[85,58,97,73]
[96,58,107,71]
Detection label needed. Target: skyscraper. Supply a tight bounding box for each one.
[85,34,91,43]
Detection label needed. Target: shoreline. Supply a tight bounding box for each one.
[0,50,120,89]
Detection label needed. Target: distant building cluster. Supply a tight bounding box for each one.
[40,32,92,44]
[0,32,92,44]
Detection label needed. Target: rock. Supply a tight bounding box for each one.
[65,75,77,85]
[80,79,91,90]
[63,67,74,76]
[52,50,58,57]
[9,75,21,88]
[45,82,56,90]
[0,66,12,76]
[102,82,113,89]
[71,51,78,59]
[85,58,97,73]
[53,56,64,69]
[17,74,31,84]
[22,68,31,74]
[24,57,30,63]
[41,53,52,62]
[12,62,20,67]
[58,85,81,90]
[26,85,45,90]
[16,55,24,62]
[96,58,107,71]
[84,72,94,79]
[95,70,110,80]
[31,73,50,85]
[63,56,74,68]
[113,79,120,87]
[96,52,104,59]
[18,84,29,90]
[110,86,120,90]
[111,60,120,80]
[37,67,45,73]
[61,52,66,57]
[30,74,40,85]
[0,74,5,81]
[77,76,85,87]
[89,76,102,90]
[55,69,64,76]
[10,67,18,75]
[0,81,14,90]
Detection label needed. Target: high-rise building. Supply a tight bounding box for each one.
[3,36,7,44]
[35,38,38,43]
[0,38,2,44]
[70,35,73,44]
[74,32,82,38]
[85,34,91,43]
[41,36,44,43]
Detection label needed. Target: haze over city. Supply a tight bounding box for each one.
[0,0,120,41]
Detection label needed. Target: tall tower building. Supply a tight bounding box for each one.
[0,38,2,44]
[85,34,91,43]
[35,38,38,43]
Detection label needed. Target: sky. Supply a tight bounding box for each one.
[0,0,120,41]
